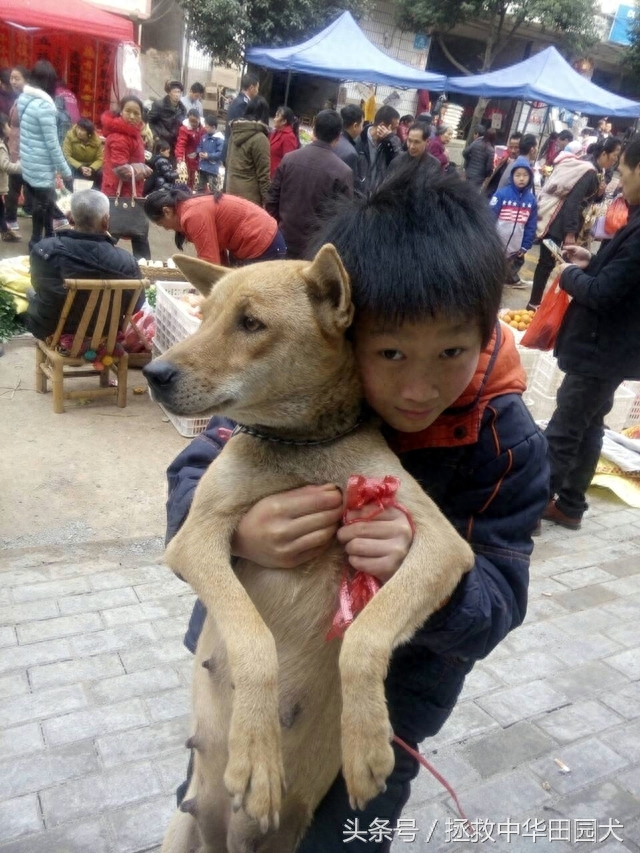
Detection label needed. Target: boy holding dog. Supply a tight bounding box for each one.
[166,162,549,851]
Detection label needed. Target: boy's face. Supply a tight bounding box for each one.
[188,115,200,130]
[354,314,483,433]
[512,168,530,189]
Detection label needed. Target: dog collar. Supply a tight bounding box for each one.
[231,420,362,447]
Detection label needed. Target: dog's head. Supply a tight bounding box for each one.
[144,244,358,427]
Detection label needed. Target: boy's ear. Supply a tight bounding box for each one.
[301,244,354,332]
[172,254,228,297]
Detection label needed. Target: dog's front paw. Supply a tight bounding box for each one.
[341,703,394,811]
[224,711,285,833]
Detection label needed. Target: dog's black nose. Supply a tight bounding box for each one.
[143,359,180,389]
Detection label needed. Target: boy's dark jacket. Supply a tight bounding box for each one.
[165,322,549,743]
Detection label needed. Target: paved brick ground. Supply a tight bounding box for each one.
[1,498,639,852]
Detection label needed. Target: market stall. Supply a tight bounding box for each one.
[0,0,135,124]
[446,46,640,118]
[246,11,446,96]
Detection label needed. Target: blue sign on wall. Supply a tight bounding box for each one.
[413,34,430,51]
[609,4,635,46]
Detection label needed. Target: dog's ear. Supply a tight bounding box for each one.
[302,244,354,331]
[172,254,229,298]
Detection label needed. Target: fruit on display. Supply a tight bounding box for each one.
[500,309,536,332]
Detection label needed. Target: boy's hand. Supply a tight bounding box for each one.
[337,505,414,584]
[232,484,343,569]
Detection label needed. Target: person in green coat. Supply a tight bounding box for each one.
[62,118,103,189]
[225,96,271,207]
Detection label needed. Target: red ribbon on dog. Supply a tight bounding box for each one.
[326,475,415,641]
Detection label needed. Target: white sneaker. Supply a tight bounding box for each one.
[6,220,19,231]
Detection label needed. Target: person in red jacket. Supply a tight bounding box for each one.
[269,106,299,177]
[143,186,286,265]
[175,109,204,190]
[101,96,152,259]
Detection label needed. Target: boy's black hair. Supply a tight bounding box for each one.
[557,129,574,142]
[309,160,505,347]
[623,134,640,169]
[314,110,343,144]
[187,108,200,119]
[190,82,205,95]
[204,114,218,128]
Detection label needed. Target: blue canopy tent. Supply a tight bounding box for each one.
[246,11,446,92]
[446,46,640,118]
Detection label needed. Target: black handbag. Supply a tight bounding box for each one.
[108,165,148,241]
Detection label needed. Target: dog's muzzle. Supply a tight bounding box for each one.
[143,359,180,404]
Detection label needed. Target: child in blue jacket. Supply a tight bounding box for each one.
[489,155,538,288]
[164,162,549,851]
[195,113,224,192]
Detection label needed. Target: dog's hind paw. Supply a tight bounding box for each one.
[224,718,285,833]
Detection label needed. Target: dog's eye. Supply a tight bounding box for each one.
[240,315,265,332]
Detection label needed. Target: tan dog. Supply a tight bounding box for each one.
[144,246,474,853]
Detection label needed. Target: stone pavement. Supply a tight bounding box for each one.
[0,490,639,852]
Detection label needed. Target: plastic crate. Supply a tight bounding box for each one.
[154,281,201,352]
[624,381,640,427]
[500,319,539,382]
[525,383,636,431]
[156,401,211,438]
[516,346,540,383]
[607,385,636,432]
[524,387,557,423]
[529,350,564,396]
[149,340,210,438]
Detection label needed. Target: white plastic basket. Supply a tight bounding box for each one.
[529,350,565,396]
[524,387,557,423]
[149,340,210,438]
[608,385,636,432]
[154,281,201,352]
[623,381,640,427]
[156,401,211,438]
[525,383,636,432]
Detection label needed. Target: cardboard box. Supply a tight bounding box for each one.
[211,67,239,89]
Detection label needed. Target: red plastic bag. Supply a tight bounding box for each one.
[604,196,628,235]
[326,475,415,641]
[520,275,570,351]
[123,309,156,353]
